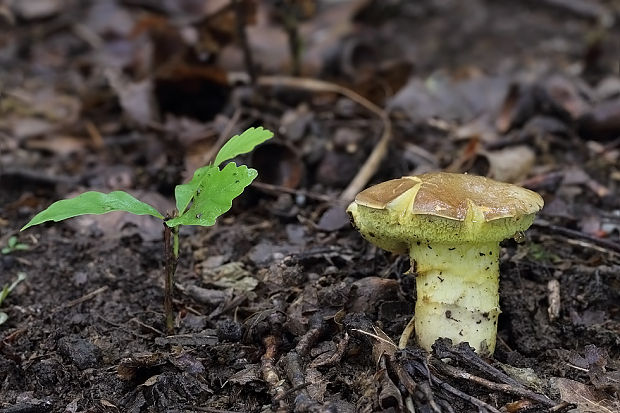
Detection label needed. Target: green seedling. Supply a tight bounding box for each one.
[0,272,26,325]
[2,236,29,254]
[21,127,273,332]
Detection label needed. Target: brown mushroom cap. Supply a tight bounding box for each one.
[347,172,544,252]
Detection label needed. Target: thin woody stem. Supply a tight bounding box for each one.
[163,222,179,333]
[232,0,256,84]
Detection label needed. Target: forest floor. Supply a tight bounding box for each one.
[0,1,619,412]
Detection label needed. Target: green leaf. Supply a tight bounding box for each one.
[21,191,164,231]
[174,127,272,215]
[8,236,17,248]
[0,286,8,305]
[0,273,25,306]
[214,127,273,167]
[174,165,213,214]
[167,163,257,227]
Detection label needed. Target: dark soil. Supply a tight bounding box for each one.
[1,1,619,412]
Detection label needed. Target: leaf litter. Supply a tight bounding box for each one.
[1,0,619,412]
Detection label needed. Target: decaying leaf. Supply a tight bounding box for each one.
[203,262,259,292]
[496,362,548,394]
[477,145,536,183]
[306,367,327,402]
[106,69,159,127]
[552,377,619,413]
[228,364,261,385]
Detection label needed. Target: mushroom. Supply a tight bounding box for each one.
[346,172,543,355]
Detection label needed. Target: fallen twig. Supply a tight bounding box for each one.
[295,313,327,356]
[432,360,555,407]
[351,328,398,350]
[96,316,152,340]
[549,401,576,412]
[406,358,490,413]
[261,335,288,412]
[129,317,166,336]
[432,340,522,388]
[398,315,416,349]
[283,351,329,412]
[534,222,620,255]
[52,286,108,313]
[232,0,256,84]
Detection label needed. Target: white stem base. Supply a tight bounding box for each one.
[412,242,500,355]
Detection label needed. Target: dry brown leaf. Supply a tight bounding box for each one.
[25,135,89,156]
[306,367,327,402]
[106,69,158,127]
[348,277,399,313]
[553,377,619,413]
[203,262,258,292]
[480,145,536,183]
[228,364,261,385]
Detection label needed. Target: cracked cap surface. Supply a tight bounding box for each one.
[347,172,544,250]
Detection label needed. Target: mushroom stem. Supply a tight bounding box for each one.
[411,241,501,355]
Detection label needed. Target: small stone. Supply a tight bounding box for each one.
[57,336,101,370]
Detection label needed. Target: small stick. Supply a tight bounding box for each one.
[496,336,513,352]
[433,341,522,388]
[549,401,575,412]
[295,313,326,356]
[163,220,179,333]
[421,366,501,413]
[261,335,288,411]
[96,316,152,340]
[433,361,556,407]
[534,222,620,255]
[399,315,416,349]
[351,328,398,350]
[130,317,166,336]
[284,351,308,392]
[281,9,301,75]
[273,382,311,401]
[284,351,332,412]
[547,279,561,321]
[232,0,257,84]
[52,286,108,312]
[435,380,500,413]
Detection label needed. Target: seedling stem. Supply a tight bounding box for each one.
[164,217,179,333]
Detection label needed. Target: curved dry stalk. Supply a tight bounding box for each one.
[255,75,392,203]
